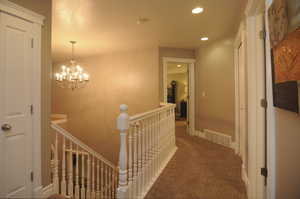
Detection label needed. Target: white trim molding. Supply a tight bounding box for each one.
[244,0,267,197]
[0,0,44,25]
[194,129,234,150]
[162,57,196,135]
[265,1,277,198]
[234,21,247,157]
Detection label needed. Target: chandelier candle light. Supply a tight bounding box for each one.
[55,41,89,90]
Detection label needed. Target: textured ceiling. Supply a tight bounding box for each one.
[52,0,246,62]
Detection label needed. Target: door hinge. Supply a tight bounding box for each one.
[31,38,34,48]
[259,30,266,40]
[260,99,268,108]
[261,167,268,178]
[30,171,34,182]
[30,105,34,115]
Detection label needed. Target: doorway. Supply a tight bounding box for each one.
[163,57,196,135]
[167,62,189,122]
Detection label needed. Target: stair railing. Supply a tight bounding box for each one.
[50,123,118,199]
[116,103,177,199]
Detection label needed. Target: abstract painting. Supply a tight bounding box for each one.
[268,0,300,113]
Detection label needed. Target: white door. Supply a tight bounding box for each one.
[238,42,247,164]
[0,13,34,198]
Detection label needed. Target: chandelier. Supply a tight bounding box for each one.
[55,41,89,90]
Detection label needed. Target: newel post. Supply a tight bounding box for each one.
[117,104,129,199]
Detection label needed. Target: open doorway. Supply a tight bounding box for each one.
[163,57,196,135]
[167,62,189,122]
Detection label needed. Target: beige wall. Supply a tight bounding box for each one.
[167,73,188,113]
[52,48,160,164]
[159,47,196,101]
[275,0,300,199]
[267,0,300,197]
[195,38,235,138]
[8,0,52,187]
[276,108,300,199]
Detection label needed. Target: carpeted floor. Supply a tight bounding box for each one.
[145,121,247,199]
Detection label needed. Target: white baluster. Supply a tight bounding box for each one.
[112,171,115,199]
[68,142,74,197]
[145,119,150,191]
[87,155,91,199]
[53,132,59,193]
[141,120,146,193]
[108,168,112,199]
[96,160,100,199]
[75,145,80,199]
[157,113,160,173]
[148,117,152,183]
[61,136,67,195]
[137,122,143,197]
[133,123,138,198]
[81,153,86,199]
[154,114,158,175]
[100,161,104,199]
[116,104,129,199]
[152,116,155,180]
[104,165,107,198]
[158,112,162,172]
[151,116,155,181]
[91,156,95,199]
[127,126,133,198]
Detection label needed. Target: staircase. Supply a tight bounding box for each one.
[50,103,177,199]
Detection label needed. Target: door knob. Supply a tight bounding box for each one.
[1,124,12,131]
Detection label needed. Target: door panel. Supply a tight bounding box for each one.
[0,13,33,198]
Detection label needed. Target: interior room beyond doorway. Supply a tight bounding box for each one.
[167,62,189,122]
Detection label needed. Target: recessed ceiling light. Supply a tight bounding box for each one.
[177,65,182,68]
[201,37,209,41]
[192,7,204,14]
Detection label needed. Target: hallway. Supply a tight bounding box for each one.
[145,121,247,199]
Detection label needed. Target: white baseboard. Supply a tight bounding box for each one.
[194,129,233,149]
[241,164,249,193]
[42,183,54,198]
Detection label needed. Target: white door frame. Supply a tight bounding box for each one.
[234,20,249,190]
[234,21,246,156]
[265,0,277,198]
[0,0,44,197]
[163,57,196,135]
[244,0,275,198]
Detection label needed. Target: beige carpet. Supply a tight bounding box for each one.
[145,121,247,199]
